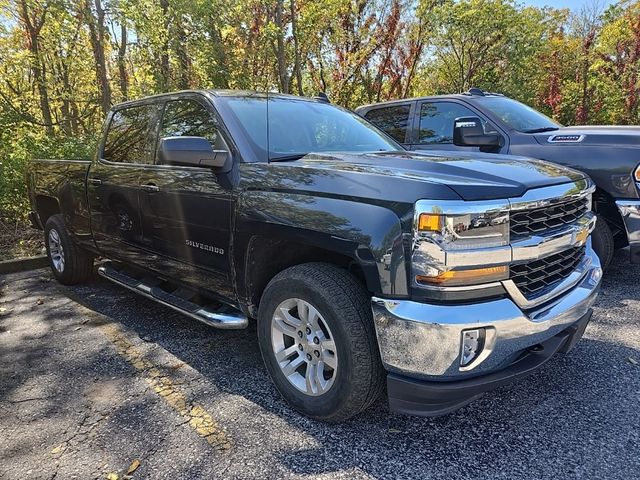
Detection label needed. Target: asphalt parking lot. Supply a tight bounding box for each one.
[1,249,639,480]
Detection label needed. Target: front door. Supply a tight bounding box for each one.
[137,97,234,298]
[409,101,486,152]
[87,103,161,264]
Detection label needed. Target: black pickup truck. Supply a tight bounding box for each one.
[357,89,640,269]
[27,90,602,421]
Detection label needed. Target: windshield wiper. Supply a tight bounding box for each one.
[269,153,308,162]
[521,127,560,134]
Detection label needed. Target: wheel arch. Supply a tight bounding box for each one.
[240,229,380,317]
[235,192,410,316]
[593,187,628,247]
[34,195,61,227]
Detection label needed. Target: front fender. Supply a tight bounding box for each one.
[235,191,409,297]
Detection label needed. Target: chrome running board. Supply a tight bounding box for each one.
[97,264,248,329]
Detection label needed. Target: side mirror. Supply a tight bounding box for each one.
[158,136,230,169]
[453,117,502,148]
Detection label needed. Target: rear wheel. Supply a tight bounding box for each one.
[257,263,384,422]
[591,217,614,270]
[44,214,94,285]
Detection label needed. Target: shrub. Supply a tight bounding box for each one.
[0,129,98,224]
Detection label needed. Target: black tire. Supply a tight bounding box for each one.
[44,214,94,285]
[591,217,614,270]
[614,232,629,251]
[257,262,384,422]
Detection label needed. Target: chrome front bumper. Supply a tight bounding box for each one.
[616,200,640,263]
[372,244,602,380]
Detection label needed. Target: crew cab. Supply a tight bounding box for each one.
[356,89,640,269]
[27,90,602,421]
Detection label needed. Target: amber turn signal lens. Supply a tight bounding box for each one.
[418,213,442,232]
[634,164,640,182]
[416,265,508,286]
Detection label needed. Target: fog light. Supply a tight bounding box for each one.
[589,266,603,286]
[461,328,486,367]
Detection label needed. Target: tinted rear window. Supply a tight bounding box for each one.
[103,105,160,164]
[364,104,411,143]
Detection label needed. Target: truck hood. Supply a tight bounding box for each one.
[253,151,586,202]
[534,125,640,147]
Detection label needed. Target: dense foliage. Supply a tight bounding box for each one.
[1,0,640,224]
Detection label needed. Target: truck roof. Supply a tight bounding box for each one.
[111,89,327,111]
[355,88,505,112]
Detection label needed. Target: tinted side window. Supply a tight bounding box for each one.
[103,105,159,164]
[364,104,411,143]
[418,102,477,144]
[160,99,222,148]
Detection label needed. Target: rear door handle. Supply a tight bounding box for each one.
[140,183,159,192]
[88,178,102,185]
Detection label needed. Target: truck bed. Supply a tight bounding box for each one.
[27,159,92,238]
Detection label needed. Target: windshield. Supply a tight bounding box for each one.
[218,96,400,161]
[479,97,562,133]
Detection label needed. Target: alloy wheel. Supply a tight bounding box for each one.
[270,298,338,396]
[48,228,65,273]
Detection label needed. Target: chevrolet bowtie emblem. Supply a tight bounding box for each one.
[575,225,590,245]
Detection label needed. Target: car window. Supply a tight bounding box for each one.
[363,104,411,143]
[417,102,482,144]
[103,104,160,164]
[479,96,561,132]
[220,97,399,160]
[160,99,223,150]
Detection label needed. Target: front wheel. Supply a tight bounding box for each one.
[591,217,614,270]
[44,214,94,285]
[257,263,384,422]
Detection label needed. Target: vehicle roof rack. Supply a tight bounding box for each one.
[463,88,504,97]
[314,92,330,103]
[467,88,486,96]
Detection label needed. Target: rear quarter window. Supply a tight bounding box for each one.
[103,104,160,164]
[363,104,411,143]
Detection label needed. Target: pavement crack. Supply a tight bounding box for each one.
[0,396,51,404]
[48,463,59,480]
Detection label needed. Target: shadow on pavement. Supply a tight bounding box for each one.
[1,247,638,479]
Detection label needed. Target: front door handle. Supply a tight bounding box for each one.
[140,183,159,192]
[88,178,102,185]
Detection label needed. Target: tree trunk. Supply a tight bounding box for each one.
[117,22,128,100]
[209,24,230,88]
[18,0,53,134]
[274,0,289,93]
[290,0,303,95]
[174,18,190,89]
[84,0,112,116]
[159,0,171,90]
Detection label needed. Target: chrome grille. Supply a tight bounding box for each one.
[510,197,589,240]
[510,246,585,299]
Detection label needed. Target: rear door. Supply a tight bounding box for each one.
[361,102,414,146]
[137,96,234,297]
[87,103,161,264]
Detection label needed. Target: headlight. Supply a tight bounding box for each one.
[412,200,510,287]
[417,211,509,250]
